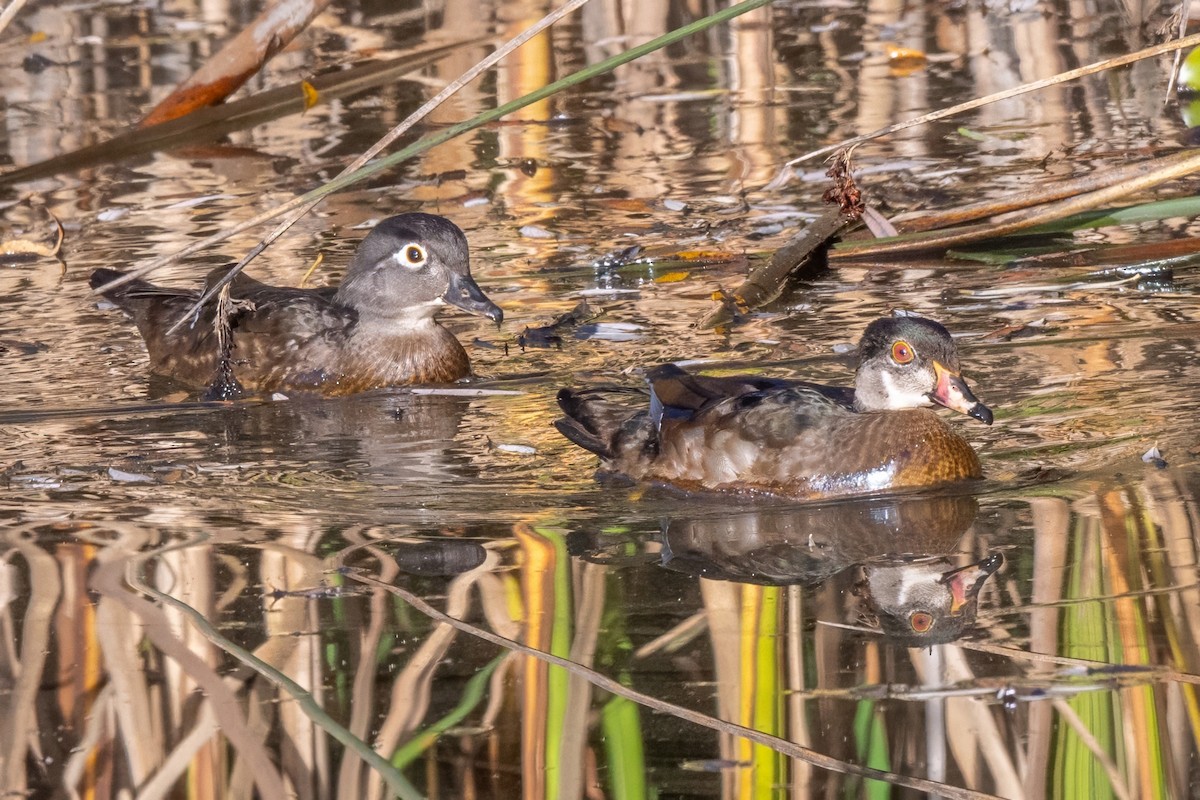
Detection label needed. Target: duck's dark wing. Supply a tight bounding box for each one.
[556,367,853,465]
[190,264,352,340]
[671,383,854,450]
[553,365,777,462]
[92,267,236,385]
[646,364,791,412]
[92,266,354,390]
[646,364,854,426]
[204,264,339,306]
[92,265,343,334]
[194,267,356,389]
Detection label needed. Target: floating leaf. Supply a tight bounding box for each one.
[97,207,131,222]
[301,80,319,110]
[670,249,739,263]
[603,198,655,213]
[887,46,926,76]
[164,193,235,210]
[492,443,536,455]
[653,270,689,283]
[1178,45,1200,94]
[575,322,642,341]
[887,45,926,63]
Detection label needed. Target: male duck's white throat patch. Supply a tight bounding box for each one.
[879,370,933,410]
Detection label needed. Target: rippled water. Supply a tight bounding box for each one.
[3,0,1200,798]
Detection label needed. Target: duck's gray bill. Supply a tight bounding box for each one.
[445,273,503,324]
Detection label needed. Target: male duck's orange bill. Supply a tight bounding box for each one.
[929,360,993,425]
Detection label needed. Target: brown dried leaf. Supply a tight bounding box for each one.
[141,0,333,126]
[0,202,63,262]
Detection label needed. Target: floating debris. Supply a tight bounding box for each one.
[96,207,131,222]
[577,287,640,297]
[490,442,536,455]
[1,201,64,262]
[519,224,557,239]
[0,338,49,355]
[164,194,236,210]
[981,319,1047,342]
[698,204,852,329]
[575,322,642,342]
[107,467,155,483]
[409,388,525,396]
[519,299,598,349]
[392,540,489,576]
[1142,445,1168,469]
[680,759,750,773]
[590,244,644,270]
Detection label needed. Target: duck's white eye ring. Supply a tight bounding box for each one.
[396,242,427,269]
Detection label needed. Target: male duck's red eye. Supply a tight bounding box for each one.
[910,612,933,633]
[891,340,914,364]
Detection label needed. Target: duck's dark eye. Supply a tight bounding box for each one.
[891,340,914,364]
[910,611,933,633]
[398,243,427,269]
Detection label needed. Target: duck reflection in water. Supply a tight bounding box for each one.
[83,390,477,491]
[575,494,1002,646]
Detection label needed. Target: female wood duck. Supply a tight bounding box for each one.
[90,213,502,396]
[555,315,992,500]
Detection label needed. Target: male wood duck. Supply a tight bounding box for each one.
[864,553,1003,646]
[90,213,502,396]
[554,315,992,500]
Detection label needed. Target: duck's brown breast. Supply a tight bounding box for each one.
[633,407,981,500]
[228,320,472,395]
[319,326,472,395]
[797,408,982,497]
